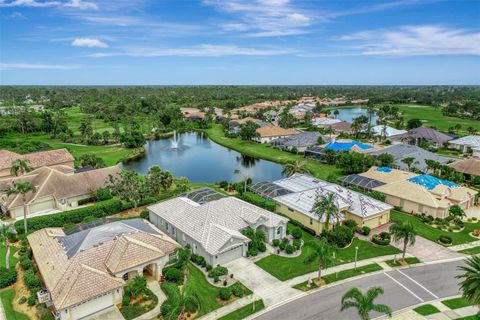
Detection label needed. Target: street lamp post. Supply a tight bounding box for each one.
[354,246,359,271]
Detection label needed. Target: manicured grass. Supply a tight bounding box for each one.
[64,106,115,134]
[459,246,480,255]
[218,300,265,320]
[0,245,18,269]
[0,288,29,320]
[385,257,421,267]
[441,297,474,310]
[185,264,252,317]
[203,124,341,181]
[391,210,480,245]
[255,226,400,281]
[413,304,441,316]
[293,263,383,291]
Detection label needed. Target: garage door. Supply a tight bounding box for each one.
[73,293,114,320]
[30,199,55,215]
[216,245,243,265]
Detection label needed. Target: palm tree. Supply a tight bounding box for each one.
[0,225,11,269]
[340,287,392,320]
[401,157,415,171]
[456,256,480,308]
[305,238,332,280]
[312,193,340,231]
[389,221,416,260]
[282,161,308,177]
[10,159,32,177]
[7,182,36,234]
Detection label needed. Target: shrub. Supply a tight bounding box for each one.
[0,267,18,288]
[208,266,228,278]
[279,242,287,251]
[247,247,258,257]
[63,222,75,230]
[291,227,302,239]
[27,295,36,306]
[439,235,452,245]
[82,215,98,223]
[23,269,41,291]
[371,232,391,246]
[206,264,212,272]
[473,229,480,237]
[122,291,131,306]
[324,226,354,248]
[194,255,206,267]
[7,232,17,243]
[362,226,371,236]
[219,288,232,301]
[285,244,294,254]
[218,181,229,189]
[240,192,275,211]
[164,268,183,283]
[140,210,149,220]
[232,285,244,298]
[293,239,301,250]
[18,296,27,304]
[272,239,280,247]
[344,219,358,230]
[20,256,32,271]
[288,218,317,236]
[257,242,267,253]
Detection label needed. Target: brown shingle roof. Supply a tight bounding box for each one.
[256,126,297,138]
[0,149,74,171]
[448,158,480,176]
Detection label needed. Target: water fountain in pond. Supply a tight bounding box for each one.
[171,130,179,149]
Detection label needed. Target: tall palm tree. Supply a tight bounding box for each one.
[456,256,480,308]
[389,221,416,260]
[305,238,332,280]
[312,193,340,231]
[340,287,392,320]
[10,159,32,177]
[282,161,308,177]
[7,182,36,234]
[0,225,11,269]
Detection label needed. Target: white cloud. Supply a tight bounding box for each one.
[336,25,480,56]
[88,44,295,57]
[0,62,79,70]
[204,0,313,37]
[71,37,108,48]
[0,0,97,10]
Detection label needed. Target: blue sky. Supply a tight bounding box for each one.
[0,0,479,85]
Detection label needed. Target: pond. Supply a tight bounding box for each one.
[120,132,285,183]
[333,108,377,124]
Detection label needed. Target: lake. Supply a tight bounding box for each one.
[121,132,285,183]
[334,108,377,124]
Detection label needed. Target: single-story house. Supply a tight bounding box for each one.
[253,126,298,143]
[148,189,288,265]
[228,117,269,134]
[28,219,180,320]
[371,125,407,138]
[0,165,120,218]
[312,117,341,127]
[350,167,478,218]
[251,173,392,235]
[274,131,327,152]
[0,149,74,178]
[322,121,354,134]
[304,139,376,160]
[449,135,480,156]
[448,158,480,179]
[369,143,452,172]
[390,127,453,148]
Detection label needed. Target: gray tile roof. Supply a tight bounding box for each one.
[275,131,327,148]
[370,144,453,171]
[391,127,453,145]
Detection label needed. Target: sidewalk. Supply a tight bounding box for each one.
[450,239,480,252]
[133,281,166,320]
[199,295,259,320]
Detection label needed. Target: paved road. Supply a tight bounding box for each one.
[255,259,465,320]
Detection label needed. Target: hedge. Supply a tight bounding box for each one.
[288,218,317,237]
[0,267,18,288]
[239,192,276,212]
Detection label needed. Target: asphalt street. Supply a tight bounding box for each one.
[255,259,465,320]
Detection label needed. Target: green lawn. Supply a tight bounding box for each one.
[391,211,480,246]
[64,106,115,134]
[293,263,383,291]
[185,264,252,317]
[202,124,341,181]
[255,226,400,281]
[413,304,441,316]
[459,246,480,255]
[385,257,421,267]
[0,288,29,320]
[442,297,474,310]
[0,245,18,269]
[218,300,265,320]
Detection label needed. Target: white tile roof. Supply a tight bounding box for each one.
[449,135,480,148]
[148,196,288,256]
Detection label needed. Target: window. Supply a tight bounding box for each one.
[122,273,129,281]
[310,218,313,225]
[166,222,169,232]
[288,207,294,212]
[172,227,176,236]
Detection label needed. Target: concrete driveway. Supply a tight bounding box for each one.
[88,306,124,320]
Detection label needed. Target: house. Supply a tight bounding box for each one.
[448,158,480,179]
[148,188,288,265]
[253,126,298,143]
[251,174,392,235]
[371,125,407,138]
[312,117,342,127]
[0,165,120,218]
[449,135,480,156]
[390,127,453,148]
[28,219,180,320]
[228,117,268,134]
[274,132,327,153]
[346,167,478,218]
[322,121,354,134]
[369,144,452,172]
[304,139,376,160]
[0,149,74,178]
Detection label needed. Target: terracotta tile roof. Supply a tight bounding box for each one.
[256,126,297,138]
[28,219,180,310]
[0,149,74,171]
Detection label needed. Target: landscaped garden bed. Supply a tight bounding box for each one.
[119,276,158,320]
[218,299,265,320]
[441,297,474,309]
[385,257,421,267]
[413,304,441,316]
